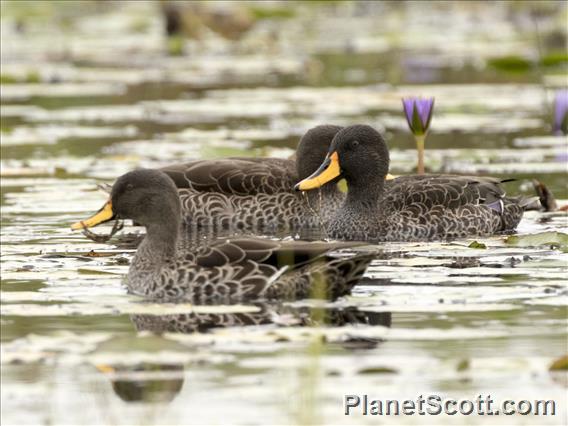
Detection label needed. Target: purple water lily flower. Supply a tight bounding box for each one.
[402,97,435,174]
[402,97,435,136]
[553,90,568,135]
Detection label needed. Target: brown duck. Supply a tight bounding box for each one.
[72,169,373,303]
[155,125,346,233]
[295,125,530,242]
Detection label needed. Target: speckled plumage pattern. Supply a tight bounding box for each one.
[102,169,372,303]
[300,125,528,242]
[330,176,524,241]
[176,188,342,232]
[159,125,345,233]
[128,235,373,303]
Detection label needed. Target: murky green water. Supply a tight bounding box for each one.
[1,2,567,425]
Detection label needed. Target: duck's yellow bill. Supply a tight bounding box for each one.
[295,151,341,191]
[95,364,115,374]
[71,200,114,230]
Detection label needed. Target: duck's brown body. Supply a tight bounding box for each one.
[74,169,373,304]
[330,175,524,242]
[159,125,345,233]
[296,125,528,242]
[128,235,372,303]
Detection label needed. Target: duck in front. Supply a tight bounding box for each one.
[72,169,373,303]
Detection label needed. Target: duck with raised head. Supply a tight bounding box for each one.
[295,125,529,242]
[156,124,346,233]
[72,169,373,303]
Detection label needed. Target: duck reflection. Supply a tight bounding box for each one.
[97,363,184,403]
[96,303,391,403]
[130,302,391,334]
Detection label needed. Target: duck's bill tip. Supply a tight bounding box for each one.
[71,220,87,230]
[71,200,115,230]
[295,151,341,191]
[95,364,115,374]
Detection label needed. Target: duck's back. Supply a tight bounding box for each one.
[161,157,296,195]
[131,237,372,303]
[162,158,342,233]
[328,175,525,242]
[380,175,523,240]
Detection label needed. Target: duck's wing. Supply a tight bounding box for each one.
[383,174,509,211]
[193,238,366,268]
[189,238,373,300]
[160,158,296,196]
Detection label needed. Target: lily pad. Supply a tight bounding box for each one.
[357,366,397,375]
[549,355,568,371]
[468,241,487,249]
[505,232,568,250]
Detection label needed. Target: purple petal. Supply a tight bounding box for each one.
[415,97,434,128]
[402,98,415,125]
[554,90,568,133]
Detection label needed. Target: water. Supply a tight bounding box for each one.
[1,1,567,425]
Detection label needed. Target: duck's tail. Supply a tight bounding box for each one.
[324,252,375,299]
[497,196,540,232]
[270,251,375,300]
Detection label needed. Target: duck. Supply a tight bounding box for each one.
[156,124,346,234]
[71,169,373,303]
[295,124,529,242]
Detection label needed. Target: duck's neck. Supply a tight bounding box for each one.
[144,222,178,258]
[344,174,385,211]
[129,220,178,294]
[304,182,345,223]
[306,181,343,202]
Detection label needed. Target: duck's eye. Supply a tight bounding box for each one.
[350,140,359,149]
[125,183,134,191]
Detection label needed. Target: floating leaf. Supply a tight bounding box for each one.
[468,241,487,249]
[456,359,470,371]
[549,355,568,371]
[505,232,568,250]
[357,367,397,375]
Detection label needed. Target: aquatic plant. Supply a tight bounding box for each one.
[553,90,568,135]
[402,97,435,174]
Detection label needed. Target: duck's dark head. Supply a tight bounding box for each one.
[295,124,343,180]
[72,169,181,231]
[111,169,181,226]
[295,125,389,191]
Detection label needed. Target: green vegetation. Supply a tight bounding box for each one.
[468,241,487,249]
[248,5,296,20]
[487,56,532,73]
[540,52,568,67]
[167,35,185,56]
[505,232,568,251]
[549,355,568,371]
[456,359,470,371]
[0,71,40,84]
[488,52,568,74]
[357,367,397,374]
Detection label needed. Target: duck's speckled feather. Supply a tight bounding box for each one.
[161,157,296,196]
[157,125,345,233]
[128,235,373,303]
[331,176,523,242]
[177,188,342,231]
[303,125,528,242]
